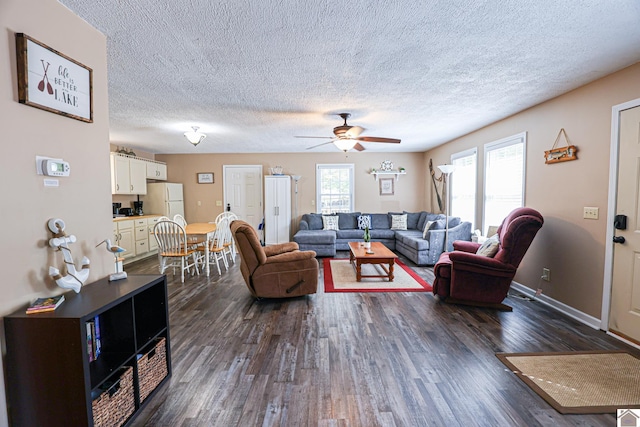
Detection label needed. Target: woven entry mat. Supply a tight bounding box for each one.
[496,350,640,414]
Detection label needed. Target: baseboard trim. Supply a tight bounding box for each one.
[509,282,602,330]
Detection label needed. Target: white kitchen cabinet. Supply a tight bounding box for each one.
[264,175,291,245]
[129,158,147,194]
[134,218,149,256]
[148,216,160,251]
[110,153,148,195]
[146,160,167,180]
[113,219,135,260]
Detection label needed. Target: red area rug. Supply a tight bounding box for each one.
[323,258,432,293]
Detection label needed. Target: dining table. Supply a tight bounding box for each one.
[184,222,217,276]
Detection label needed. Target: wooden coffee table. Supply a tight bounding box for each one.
[348,241,399,282]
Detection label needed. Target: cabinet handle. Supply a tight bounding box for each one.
[130,184,134,191]
[116,184,119,191]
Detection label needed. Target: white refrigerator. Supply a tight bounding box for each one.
[144,183,185,218]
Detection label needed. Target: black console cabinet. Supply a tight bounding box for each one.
[4,274,170,427]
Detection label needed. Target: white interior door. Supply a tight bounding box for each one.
[610,105,640,343]
[223,165,263,233]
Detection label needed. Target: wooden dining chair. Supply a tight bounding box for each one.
[153,220,199,283]
[215,212,238,264]
[203,217,230,275]
[173,214,187,227]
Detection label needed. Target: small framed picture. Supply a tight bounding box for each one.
[379,178,394,195]
[197,172,214,184]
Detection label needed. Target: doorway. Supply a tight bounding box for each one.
[223,165,263,234]
[603,98,640,345]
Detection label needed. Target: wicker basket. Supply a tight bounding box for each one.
[137,337,168,403]
[92,366,135,427]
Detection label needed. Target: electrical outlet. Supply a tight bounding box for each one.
[542,268,551,282]
[583,207,599,220]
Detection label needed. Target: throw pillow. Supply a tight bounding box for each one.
[390,214,408,230]
[357,215,372,230]
[422,220,436,239]
[476,235,500,257]
[322,215,339,231]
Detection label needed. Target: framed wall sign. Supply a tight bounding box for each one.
[379,178,394,196]
[197,172,214,184]
[15,33,93,123]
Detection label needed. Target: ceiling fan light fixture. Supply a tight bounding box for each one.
[184,126,206,146]
[345,126,364,138]
[333,139,357,152]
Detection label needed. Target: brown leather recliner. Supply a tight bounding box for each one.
[230,220,318,298]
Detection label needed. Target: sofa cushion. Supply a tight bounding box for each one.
[431,219,447,230]
[293,230,336,245]
[448,216,461,228]
[357,214,371,230]
[422,220,437,239]
[322,215,339,231]
[337,229,368,239]
[338,212,360,229]
[303,213,324,230]
[403,211,422,230]
[369,229,396,239]
[370,213,390,229]
[395,230,430,250]
[419,213,445,230]
[390,214,408,230]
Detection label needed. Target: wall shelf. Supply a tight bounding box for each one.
[370,170,406,181]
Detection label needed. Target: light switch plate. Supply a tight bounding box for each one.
[583,207,599,219]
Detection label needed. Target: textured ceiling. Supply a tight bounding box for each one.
[58,0,640,154]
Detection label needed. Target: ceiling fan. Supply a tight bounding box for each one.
[296,113,401,152]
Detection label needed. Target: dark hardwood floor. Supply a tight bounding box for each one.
[128,251,635,426]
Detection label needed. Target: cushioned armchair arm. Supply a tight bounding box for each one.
[448,251,516,277]
[264,250,317,264]
[264,242,299,257]
[453,240,480,253]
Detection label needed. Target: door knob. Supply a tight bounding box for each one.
[613,236,626,244]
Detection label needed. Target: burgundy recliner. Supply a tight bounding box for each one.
[432,207,543,310]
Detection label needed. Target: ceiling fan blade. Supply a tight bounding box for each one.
[354,143,366,151]
[356,136,401,144]
[307,141,334,150]
[295,135,333,139]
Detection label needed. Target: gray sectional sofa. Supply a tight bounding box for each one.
[293,211,472,265]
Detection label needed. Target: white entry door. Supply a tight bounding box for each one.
[610,105,640,343]
[223,165,263,233]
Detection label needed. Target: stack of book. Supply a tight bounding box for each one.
[86,316,102,362]
[26,295,65,314]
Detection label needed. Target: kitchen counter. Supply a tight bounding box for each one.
[113,214,162,221]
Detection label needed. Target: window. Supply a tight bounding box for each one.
[483,132,526,234]
[316,164,354,213]
[450,148,477,229]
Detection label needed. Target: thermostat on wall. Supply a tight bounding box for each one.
[36,156,70,177]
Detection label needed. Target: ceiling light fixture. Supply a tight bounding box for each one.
[333,139,357,152]
[184,126,206,146]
